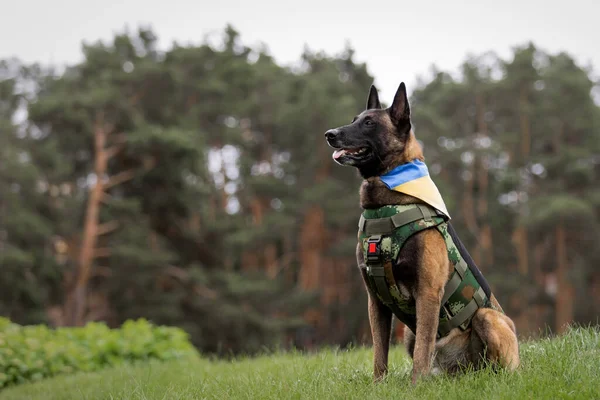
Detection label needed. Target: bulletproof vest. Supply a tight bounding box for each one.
[358,203,497,337]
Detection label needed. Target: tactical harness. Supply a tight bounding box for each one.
[359,203,496,338]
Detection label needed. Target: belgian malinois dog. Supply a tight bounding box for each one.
[324,83,519,383]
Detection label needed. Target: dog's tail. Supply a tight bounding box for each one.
[446,223,492,300]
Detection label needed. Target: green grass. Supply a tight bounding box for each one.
[1,327,598,400]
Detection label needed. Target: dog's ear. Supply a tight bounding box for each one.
[366,85,381,110]
[389,82,410,123]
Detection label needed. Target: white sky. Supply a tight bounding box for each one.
[1,0,599,101]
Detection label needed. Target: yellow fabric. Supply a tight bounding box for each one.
[390,175,450,218]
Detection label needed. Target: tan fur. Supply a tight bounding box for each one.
[362,219,521,382]
[404,306,520,375]
[332,83,520,383]
[357,134,520,383]
[400,131,424,164]
[471,308,520,370]
[356,244,392,380]
[368,291,393,379]
[379,128,424,176]
[410,230,452,383]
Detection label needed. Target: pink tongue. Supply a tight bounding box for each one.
[333,149,346,159]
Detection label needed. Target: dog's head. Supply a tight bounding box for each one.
[324,82,422,178]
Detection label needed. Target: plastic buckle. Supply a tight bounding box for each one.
[366,235,382,263]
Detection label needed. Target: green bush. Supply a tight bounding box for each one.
[0,317,199,389]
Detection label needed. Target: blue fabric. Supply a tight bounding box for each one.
[379,160,429,190]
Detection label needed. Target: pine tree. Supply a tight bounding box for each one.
[411,45,600,334]
[3,26,599,350]
[0,60,64,323]
[20,27,315,353]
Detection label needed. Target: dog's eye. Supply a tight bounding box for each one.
[364,119,375,126]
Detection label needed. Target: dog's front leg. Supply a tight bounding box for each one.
[368,291,393,381]
[411,231,449,384]
[357,243,393,381]
[411,289,441,383]
[356,242,392,382]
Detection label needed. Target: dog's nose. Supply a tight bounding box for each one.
[324,129,339,140]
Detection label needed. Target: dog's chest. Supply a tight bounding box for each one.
[390,241,421,300]
[390,254,419,303]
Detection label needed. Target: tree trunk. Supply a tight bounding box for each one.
[63,113,132,326]
[475,95,492,267]
[462,155,480,264]
[555,222,573,334]
[64,117,107,326]
[264,243,278,279]
[512,227,529,275]
[298,140,330,291]
[283,233,295,284]
[519,87,531,159]
[298,205,325,290]
[591,272,600,318]
[512,85,531,276]
[241,197,264,272]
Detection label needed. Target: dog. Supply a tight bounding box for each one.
[324,82,519,384]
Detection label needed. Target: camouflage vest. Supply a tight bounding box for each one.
[358,203,493,338]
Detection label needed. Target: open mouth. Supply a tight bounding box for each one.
[332,147,369,160]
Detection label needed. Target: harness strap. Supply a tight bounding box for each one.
[437,286,487,337]
[367,263,394,304]
[366,260,417,333]
[441,273,461,307]
[359,205,441,235]
[364,234,418,332]
[361,203,488,338]
[441,258,468,306]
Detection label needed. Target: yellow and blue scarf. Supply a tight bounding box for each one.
[379,160,450,218]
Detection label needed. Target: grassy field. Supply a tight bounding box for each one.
[1,326,598,400]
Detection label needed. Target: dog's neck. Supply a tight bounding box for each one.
[359,130,426,209]
[359,178,424,209]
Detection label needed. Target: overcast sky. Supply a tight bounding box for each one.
[2,0,598,101]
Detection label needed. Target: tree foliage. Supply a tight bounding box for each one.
[1,28,599,353]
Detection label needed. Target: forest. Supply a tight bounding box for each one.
[1,25,599,356]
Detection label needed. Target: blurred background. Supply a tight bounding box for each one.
[1,1,599,356]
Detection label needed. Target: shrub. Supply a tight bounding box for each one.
[0,317,198,389]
